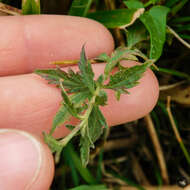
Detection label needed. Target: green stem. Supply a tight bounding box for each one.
[59,86,101,147]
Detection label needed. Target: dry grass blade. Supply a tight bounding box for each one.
[167,25,190,49]
[0,3,21,16]
[144,114,169,184]
[130,153,150,185]
[166,96,190,165]
[103,136,137,152]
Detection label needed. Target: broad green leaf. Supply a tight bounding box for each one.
[140,6,169,60]
[69,0,93,17]
[126,20,148,48]
[78,46,95,93]
[123,0,144,9]
[87,8,144,28]
[22,0,40,14]
[70,185,108,190]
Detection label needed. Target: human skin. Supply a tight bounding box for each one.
[0,15,159,190]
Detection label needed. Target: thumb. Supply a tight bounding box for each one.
[0,129,54,190]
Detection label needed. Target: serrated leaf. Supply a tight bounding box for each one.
[80,137,90,167]
[69,0,93,17]
[87,8,144,28]
[43,132,63,153]
[51,91,92,134]
[78,46,95,93]
[95,53,110,62]
[88,106,104,142]
[94,106,108,129]
[22,0,40,15]
[60,85,79,118]
[80,106,105,166]
[95,90,107,106]
[96,75,104,85]
[105,63,149,90]
[66,125,76,130]
[140,6,169,60]
[35,67,88,93]
[115,88,129,101]
[104,47,140,77]
[51,104,70,135]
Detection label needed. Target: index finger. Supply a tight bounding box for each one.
[0,15,114,76]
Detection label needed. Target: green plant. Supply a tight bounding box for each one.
[35,46,152,166]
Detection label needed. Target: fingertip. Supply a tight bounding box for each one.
[0,129,54,190]
[0,15,114,76]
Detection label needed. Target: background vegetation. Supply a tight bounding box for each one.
[0,0,190,189]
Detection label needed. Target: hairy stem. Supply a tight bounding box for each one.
[59,86,101,147]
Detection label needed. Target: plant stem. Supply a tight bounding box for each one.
[167,25,190,49]
[59,86,101,147]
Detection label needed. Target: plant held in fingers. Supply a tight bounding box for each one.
[35,46,153,167]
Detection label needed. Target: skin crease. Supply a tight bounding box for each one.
[0,15,159,190]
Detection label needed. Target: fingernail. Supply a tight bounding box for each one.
[0,129,42,190]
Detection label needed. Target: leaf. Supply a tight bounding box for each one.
[64,143,97,184]
[51,91,91,134]
[87,8,144,29]
[22,0,40,15]
[126,20,148,48]
[94,106,108,129]
[95,90,107,106]
[69,0,93,17]
[123,0,144,9]
[80,106,106,166]
[43,133,63,153]
[95,53,110,62]
[80,137,91,167]
[70,185,108,190]
[105,63,149,91]
[66,125,76,131]
[88,106,105,142]
[35,68,88,93]
[140,6,169,60]
[78,46,95,94]
[60,84,79,118]
[104,47,142,77]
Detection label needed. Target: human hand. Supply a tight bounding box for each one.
[0,15,159,190]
